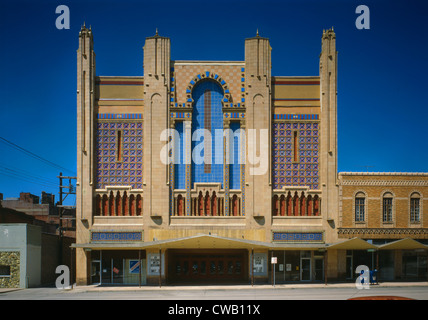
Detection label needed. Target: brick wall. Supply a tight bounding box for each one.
[339,173,428,239]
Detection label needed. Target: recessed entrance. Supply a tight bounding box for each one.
[168,249,248,284]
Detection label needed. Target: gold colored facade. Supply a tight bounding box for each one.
[74,26,427,286]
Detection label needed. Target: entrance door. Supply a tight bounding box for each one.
[91,260,101,284]
[301,258,311,281]
[346,251,353,279]
[169,250,247,284]
[314,258,324,281]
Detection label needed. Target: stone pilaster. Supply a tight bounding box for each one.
[76,24,96,285]
[319,28,339,243]
[143,32,171,227]
[244,33,272,241]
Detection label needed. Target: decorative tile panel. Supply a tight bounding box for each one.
[91,231,143,242]
[272,118,319,190]
[272,232,323,243]
[96,114,143,189]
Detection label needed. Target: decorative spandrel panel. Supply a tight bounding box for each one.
[272,115,319,190]
[95,113,143,189]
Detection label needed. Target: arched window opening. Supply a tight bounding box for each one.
[177,194,184,216]
[382,192,393,223]
[286,192,292,216]
[129,194,135,216]
[212,191,217,216]
[95,195,101,216]
[102,194,108,216]
[307,195,313,216]
[293,193,299,216]
[280,195,286,216]
[198,192,204,216]
[123,192,128,216]
[136,194,142,216]
[109,191,115,216]
[300,193,306,216]
[205,191,211,216]
[116,191,122,216]
[313,195,320,216]
[355,192,365,222]
[273,195,279,216]
[410,192,420,223]
[232,195,238,216]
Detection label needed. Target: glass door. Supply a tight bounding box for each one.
[301,258,311,281]
[314,257,324,281]
[91,260,101,285]
[112,258,124,284]
[346,250,353,279]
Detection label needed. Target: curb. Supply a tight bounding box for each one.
[68,282,428,293]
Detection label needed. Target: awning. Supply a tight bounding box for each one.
[72,234,271,250]
[326,237,378,250]
[378,238,428,250]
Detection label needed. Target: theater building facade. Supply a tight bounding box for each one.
[74,26,428,285]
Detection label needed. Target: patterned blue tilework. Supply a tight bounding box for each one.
[91,231,143,242]
[272,232,323,242]
[191,80,224,188]
[229,122,241,190]
[273,114,318,120]
[174,121,186,189]
[96,118,143,189]
[272,121,319,190]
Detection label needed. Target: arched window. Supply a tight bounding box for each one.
[205,192,211,216]
[300,193,306,216]
[232,194,238,216]
[272,195,279,216]
[307,195,313,216]
[95,195,101,216]
[136,194,142,216]
[116,191,122,216]
[212,191,217,216]
[286,193,292,216]
[198,192,204,216]
[410,192,421,223]
[123,192,128,216]
[382,192,393,223]
[177,194,184,216]
[102,194,108,216]
[191,80,224,188]
[355,192,366,222]
[293,193,299,216]
[280,195,286,216]
[109,191,115,216]
[313,195,320,216]
[129,194,135,216]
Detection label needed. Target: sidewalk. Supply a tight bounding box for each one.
[70,281,428,293]
[2,281,427,294]
[0,288,22,294]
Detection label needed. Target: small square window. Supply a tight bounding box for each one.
[0,265,11,277]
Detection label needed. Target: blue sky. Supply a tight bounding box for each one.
[0,0,427,205]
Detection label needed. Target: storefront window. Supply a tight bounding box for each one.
[92,250,145,285]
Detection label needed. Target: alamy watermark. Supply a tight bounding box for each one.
[55,265,71,290]
[355,265,377,289]
[160,124,269,176]
[55,5,70,30]
[356,5,370,30]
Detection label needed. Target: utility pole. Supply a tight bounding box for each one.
[58,172,77,267]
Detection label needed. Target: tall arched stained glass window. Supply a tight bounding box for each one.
[191,80,224,187]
